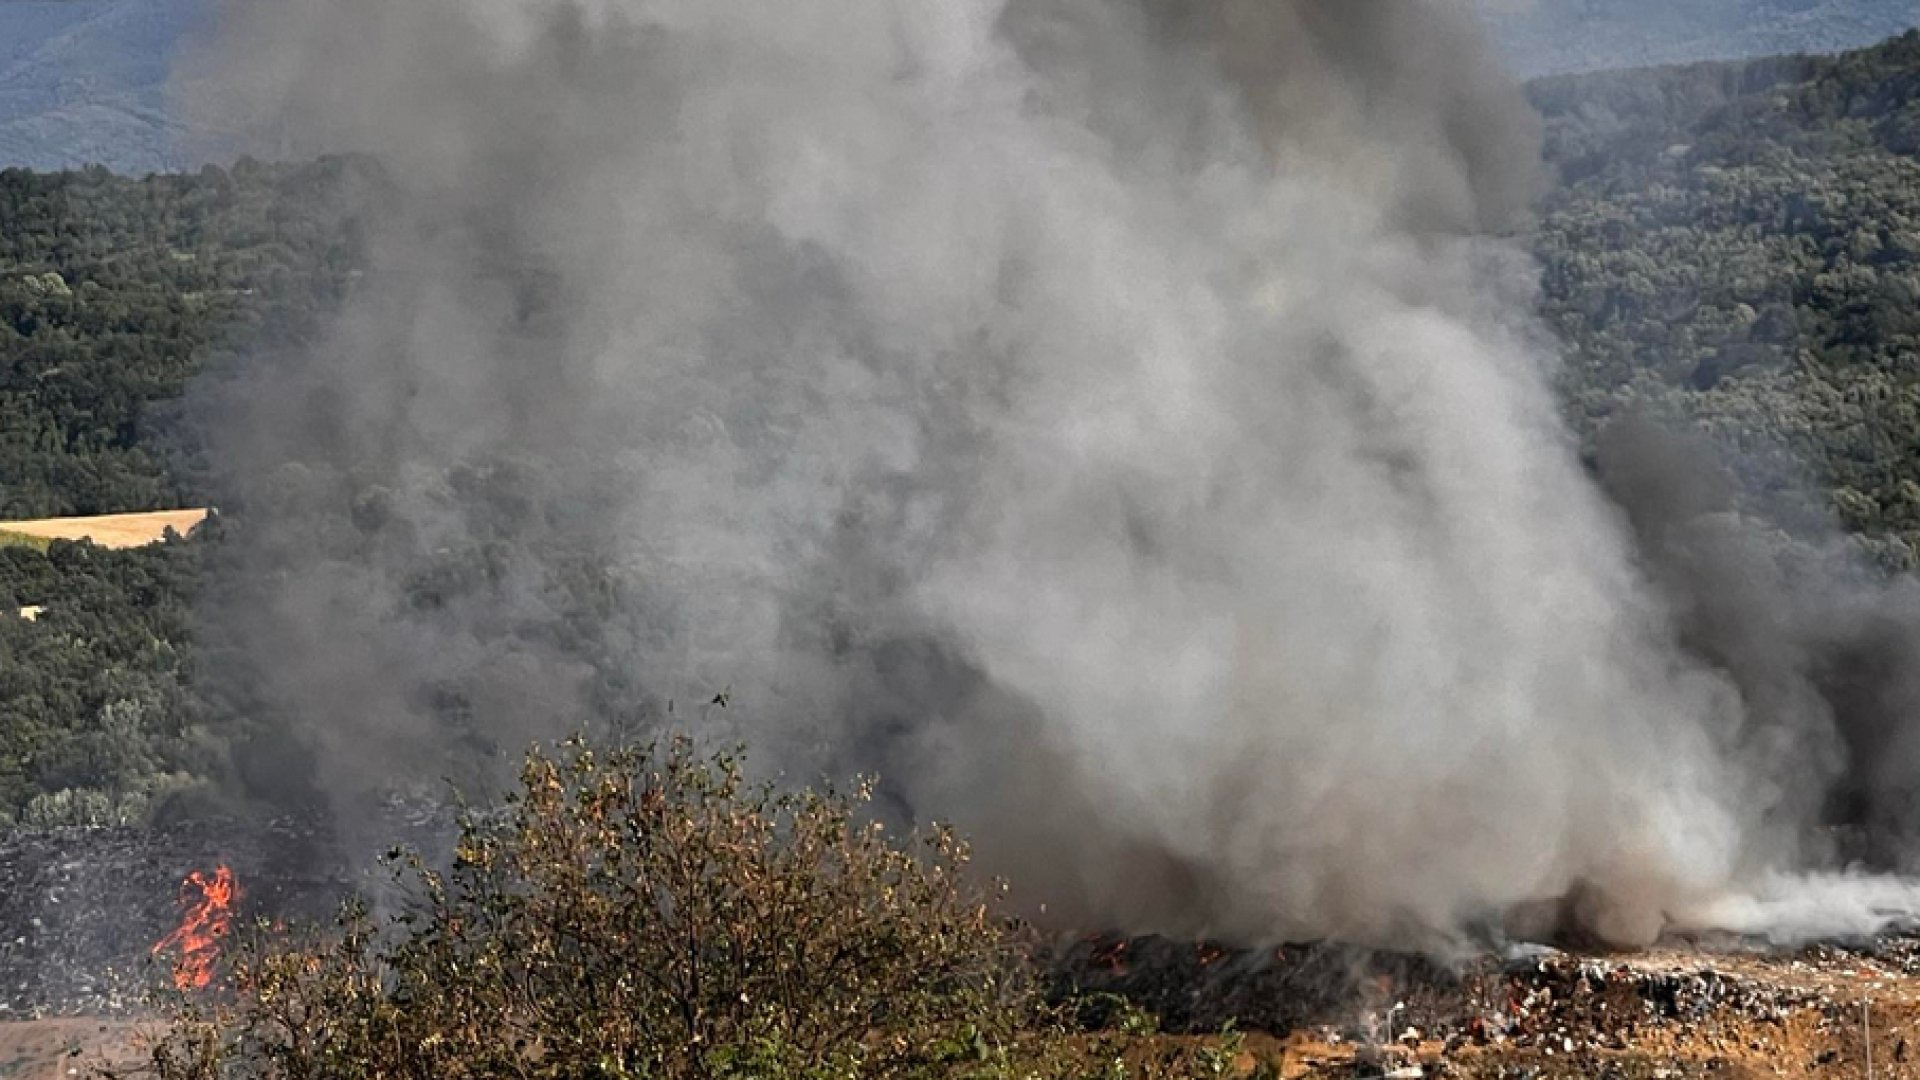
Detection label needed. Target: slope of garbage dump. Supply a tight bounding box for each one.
[9,937,1917,1080]
[5,818,1920,1079]
[1054,933,1920,1078]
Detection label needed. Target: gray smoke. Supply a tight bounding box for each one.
[171,0,1919,951]
[1597,421,1920,871]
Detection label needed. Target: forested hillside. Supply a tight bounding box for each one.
[0,532,202,820]
[0,157,369,822]
[12,32,1920,823]
[0,157,368,519]
[1533,29,1920,564]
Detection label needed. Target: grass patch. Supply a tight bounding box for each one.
[0,530,51,552]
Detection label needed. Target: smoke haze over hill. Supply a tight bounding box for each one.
[168,0,1920,953]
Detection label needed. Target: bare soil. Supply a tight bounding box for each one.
[0,1018,141,1080]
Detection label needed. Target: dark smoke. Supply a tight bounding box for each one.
[1598,418,1920,872]
[170,0,1920,951]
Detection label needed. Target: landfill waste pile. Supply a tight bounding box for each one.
[1053,933,1920,1078]
[5,821,1920,1078]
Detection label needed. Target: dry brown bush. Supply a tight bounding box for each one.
[116,737,1038,1080]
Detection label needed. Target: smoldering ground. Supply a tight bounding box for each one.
[166,0,1920,952]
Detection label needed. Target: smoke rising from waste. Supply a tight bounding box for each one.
[175,0,1920,950]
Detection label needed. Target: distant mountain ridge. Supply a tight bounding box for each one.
[0,0,1917,173]
[1485,0,1920,77]
[0,0,199,174]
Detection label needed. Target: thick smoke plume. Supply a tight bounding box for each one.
[173,0,1920,951]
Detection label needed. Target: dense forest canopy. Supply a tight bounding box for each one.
[10,32,1920,823]
[1534,30,1920,563]
[0,157,370,520]
[0,157,370,821]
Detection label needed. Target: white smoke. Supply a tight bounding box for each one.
[1675,872,1920,945]
[172,0,1920,950]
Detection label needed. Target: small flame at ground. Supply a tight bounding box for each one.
[1089,937,1131,975]
[152,865,237,990]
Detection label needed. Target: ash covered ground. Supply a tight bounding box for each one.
[0,808,452,1019]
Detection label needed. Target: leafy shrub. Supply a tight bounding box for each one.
[122,737,1034,1080]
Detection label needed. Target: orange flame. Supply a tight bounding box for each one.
[152,865,237,990]
[1090,937,1130,975]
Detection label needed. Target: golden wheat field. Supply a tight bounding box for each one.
[0,509,210,550]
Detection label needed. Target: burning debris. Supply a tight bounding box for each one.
[0,821,355,1017]
[151,865,238,991]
